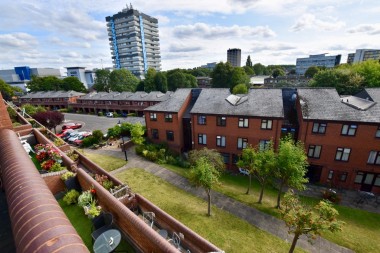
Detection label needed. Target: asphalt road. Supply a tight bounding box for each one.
[61,113,145,133]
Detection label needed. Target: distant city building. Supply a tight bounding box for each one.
[0,66,61,91]
[227,48,241,67]
[196,77,212,88]
[66,67,94,89]
[249,75,270,86]
[105,4,161,78]
[347,49,380,64]
[296,54,341,75]
[200,62,217,71]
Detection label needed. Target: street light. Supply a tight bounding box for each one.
[118,122,128,161]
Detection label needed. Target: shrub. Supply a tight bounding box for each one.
[59,108,68,113]
[82,136,97,147]
[113,113,120,118]
[127,113,136,117]
[7,107,18,122]
[92,130,104,143]
[61,171,75,181]
[103,180,114,191]
[98,111,104,116]
[67,106,74,113]
[66,150,79,162]
[78,191,93,207]
[135,145,145,155]
[63,189,80,205]
[50,162,66,172]
[76,110,83,114]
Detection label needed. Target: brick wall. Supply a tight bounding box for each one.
[0,94,12,130]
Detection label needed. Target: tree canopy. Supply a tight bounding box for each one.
[93,69,111,91]
[166,69,197,91]
[281,190,343,253]
[245,55,253,67]
[33,111,64,133]
[188,147,225,172]
[232,83,248,95]
[109,69,139,92]
[211,62,234,88]
[304,66,321,78]
[272,68,286,78]
[0,79,16,100]
[26,76,86,92]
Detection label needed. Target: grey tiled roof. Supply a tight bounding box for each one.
[77,91,172,101]
[144,89,191,112]
[190,88,284,118]
[21,90,85,99]
[298,88,380,123]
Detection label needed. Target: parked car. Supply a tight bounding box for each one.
[239,168,250,176]
[105,112,113,118]
[68,131,91,143]
[63,131,79,141]
[73,133,92,146]
[62,122,82,130]
[56,128,74,138]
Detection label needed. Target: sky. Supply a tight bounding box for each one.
[1,0,380,73]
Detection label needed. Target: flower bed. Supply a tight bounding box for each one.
[34,143,66,173]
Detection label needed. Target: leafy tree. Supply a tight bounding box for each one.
[281,190,344,253]
[167,69,197,91]
[189,157,221,216]
[236,145,255,195]
[187,67,211,77]
[92,130,104,143]
[304,66,320,78]
[130,123,145,145]
[232,83,248,94]
[144,68,157,92]
[27,76,62,92]
[93,69,111,91]
[253,63,267,75]
[246,55,253,67]
[275,135,308,208]
[120,122,133,136]
[272,68,286,78]
[61,76,87,92]
[231,67,249,88]
[107,125,121,139]
[350,60,380,87]
[109,69,139,92]
[0,79,15,100]
[154,72,168,92]
[185,73,197,88]
[21,104,46,116]
[211,62,234,88]
[188,148,225,172]
[243,66,255,76]
[33,111,64,133]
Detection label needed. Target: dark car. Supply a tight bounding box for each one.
[62,122,82,130]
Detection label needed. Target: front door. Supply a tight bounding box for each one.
[360,173,375,192]
[306,165,322,183]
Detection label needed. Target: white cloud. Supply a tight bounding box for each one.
[291,14,345,32]
[347,24,380,35]
[0,33,38,49]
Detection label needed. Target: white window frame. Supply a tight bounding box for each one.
[238,118,249,128]
[341,124,357,136]
[216,135,226,147]
[367,151,380,165]
[308,145,322,159]
[198,134,207,145]
[335,147,351,161]
[261,119,273,130]
[237,137,248,149]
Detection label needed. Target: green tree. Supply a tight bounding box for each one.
[61,76,87,92]
[232,83,248,94]
[211,62,234,88]
[304,66,320,78]
[275,135,308,208]
[350,60,380,87]
[130,123,145,145]
[93,69,111,91]
[189,157,221,216]
[188,148,225,172]
[231,67,249,88]
[107,125,121,139]
[0,79,15,100]
[243,66,255,76]
[272,68,286,78]
[154,72,168,92]
[185,73,197,88]
[21,104,46,116]
[246,55,253,67]
[167,70,187,91]
[27,76,62,92]
[253,63,266,75]
[236,145,255,195]
[109,69,139,92]
[92,130,104,143]
[144,68,157,92]
[281,190,344,253]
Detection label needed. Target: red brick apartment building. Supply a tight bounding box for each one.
[145,88,286,168]
[145,87,380,193]
[18,91,172,116]
[297,88,380,193]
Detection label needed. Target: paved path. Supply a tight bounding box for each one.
[85,146,354,253]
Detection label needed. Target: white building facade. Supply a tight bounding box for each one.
[296,54,341,75]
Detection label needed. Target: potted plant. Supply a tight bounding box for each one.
[63,189,80,205]
[61,171,81,191]
[86,199,102,219]
[78,190,93,208]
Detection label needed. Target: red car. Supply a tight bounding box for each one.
[62,122,82,130]
[56,128,74,138]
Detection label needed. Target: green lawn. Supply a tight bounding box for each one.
[162,164,380,253]
[77,151,127,172]
[58,199,134,253]
[115,168,305,253]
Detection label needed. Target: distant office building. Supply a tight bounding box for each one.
[0,66,61,91]
[66,67,95,89]
[227,48,241,67]
[200,62,217,71]
[296,54,341,75]
[347,49,380,64]
[105,4,161,78]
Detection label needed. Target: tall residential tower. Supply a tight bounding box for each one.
[106,4,161,78]
[227,48,241,67]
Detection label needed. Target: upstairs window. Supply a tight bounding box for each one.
[341,124,357,136]
[376,127,380,138]
[217,116,227,127]
[165,113,173,122]
[237,138,248,149]
[335,147,351,161]
[198,115,207,125]
[238,118,249,128]
[312,122,326,134]
[308,145,321,159]
[216,136,226,147]
[198,134,207,145]
[261,119,273,130]
[150,113,157,121]
[367,151,380,165]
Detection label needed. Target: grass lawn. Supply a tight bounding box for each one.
[77,150,127,172]
[115,168,305,253]
[58,199,134,253]
[162,164,380,253]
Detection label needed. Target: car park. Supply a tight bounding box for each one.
[56,128,74,138]
[62,122,82,130]
[68,131,91,143]
[73,132,92,146]
[63,131,79,141]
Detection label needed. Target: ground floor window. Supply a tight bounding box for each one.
[221,153,230,164]
[327,170,334,180]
